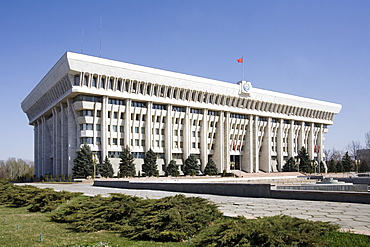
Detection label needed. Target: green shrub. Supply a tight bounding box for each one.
[28,190,82,212]
[193,215,340,247]
[123,194,223,242]
[51,193,147,232]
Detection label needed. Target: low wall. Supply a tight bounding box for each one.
[93,180,370,204]
[94,180,271,198]
[275,184,368,192]
[335,177,370,185]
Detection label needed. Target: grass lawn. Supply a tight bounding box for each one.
[0,205,188,247]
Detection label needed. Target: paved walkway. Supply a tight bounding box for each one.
[20,182,370,236]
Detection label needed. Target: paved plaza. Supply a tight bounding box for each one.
[20,182,370,236]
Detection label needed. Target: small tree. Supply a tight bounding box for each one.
[165,160,179,176]
[203,159,218,176]
[119,146,136,177]
[142,148,158,177]
[72,143,94,178]
[342,152,353,172]
[98,156,114,178]
[184,154,200,176]
[297,147,310,173]
[282,157,297,172]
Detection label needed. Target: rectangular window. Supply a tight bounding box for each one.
[108,138,111,145]
[135,127,139,133]
[97,110,101,117]
[112,125,117,132]
[135,139,139,146]
[108,125,110,132]
[120,138,124,145]
[96,137,101,145]
[107,111,111,118]
[141,140,145,146]
[80,124,93,130]
[120,113,124,119]
[192,142,196,148]
[141,127,145,134]
[113,112,118,119]
[192,131,195,137]
[156,140,160,147]
[174,130,178,135]
[81,137,93,144]
[95,124,101,131]
[142,115,146,121]
[155,128,159,135]
[156,116,160,122]
[136,114,140,121]
[113,138,118,145]
[120,126,124,132]
[180,130,183,136]
[161,141,165,147]
[80,110,93,116]
[161,129,165,135]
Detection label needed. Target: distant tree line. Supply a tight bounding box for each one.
[0,158,34,181]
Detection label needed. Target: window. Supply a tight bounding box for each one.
[97,110,101,117]
[80,110,93,116]
[156,116,160,122]
[80,124,93,130]
[113,138,118,145]
[153,104,166,110]
[96,137,101,145]
[108,98,125,105]
[192,131,195,137]
[131,101,147,108]
[112,125,117,132]
[180,130,183,136]
[91,76,97,87]
[161,129,165,135]
[135,127,139,133]
[108,125,110,131]
[107,111,111,118]
[135,139,139,146]
[113,112,118,119]
[141,127,145,134]
[156,140,160,147]
[141,140,145,146]
[120,126,124,132]
[174,130,178,135]
[81,137,93,144]
[161,141,165,147]
[73,94,102,103]
[120,113,124,119]
[142,115,146,121]
[173,106,185,112]
[95,124,101,131]
[192,142,196,148]
[120,139,124,145]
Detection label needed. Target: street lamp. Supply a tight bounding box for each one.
[296,158,300,173]
[355,159,361,174]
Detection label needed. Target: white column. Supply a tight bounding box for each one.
[242,115,253,173]
[277,119,284,171]
[200,109,208,171]
[165,104,172,164]
[260,117,271,172]
[101,96,108,160]
[183,106,190,160]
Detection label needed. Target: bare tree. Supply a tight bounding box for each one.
[365,131,370,149]
[324,148,342,162]
[345,141,362,158]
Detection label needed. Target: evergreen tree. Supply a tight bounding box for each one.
[336,161,344,173]
[203,158,218,175]
[119,146,136,177]
[142,148,158,177]
[184,154,200,176]
[282,157,297,172]
[165,160,179,176]
[98,156,114,178]
[72,143,93,178]
[327,158,337,173]
[297,147,310,173]
[342,151,353,172]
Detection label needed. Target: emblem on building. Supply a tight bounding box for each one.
[240,81,252,96]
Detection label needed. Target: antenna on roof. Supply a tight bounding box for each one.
[99,15,102,57]
[81,29,84,54]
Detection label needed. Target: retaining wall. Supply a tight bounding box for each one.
[93,180,370,204]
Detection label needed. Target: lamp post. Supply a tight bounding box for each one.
[355,159,361,174]
[92,153,98,180]
[296,158,300,173]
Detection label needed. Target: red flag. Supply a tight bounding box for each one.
[237,58,243,63]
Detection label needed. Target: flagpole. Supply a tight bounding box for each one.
[242,56,244,81]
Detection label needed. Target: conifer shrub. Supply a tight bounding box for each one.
[123,194,223,242]
[28,190,82,212]
[193,214,340,247]
[51,193,148,232]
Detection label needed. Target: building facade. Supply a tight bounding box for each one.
[22,52,342,177]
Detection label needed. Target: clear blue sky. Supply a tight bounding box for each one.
[1,0,369,161]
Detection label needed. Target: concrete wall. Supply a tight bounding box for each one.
[93,180,370,204]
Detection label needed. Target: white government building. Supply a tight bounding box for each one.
[22,52,342,177]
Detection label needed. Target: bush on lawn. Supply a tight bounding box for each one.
[192,214,340,247]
